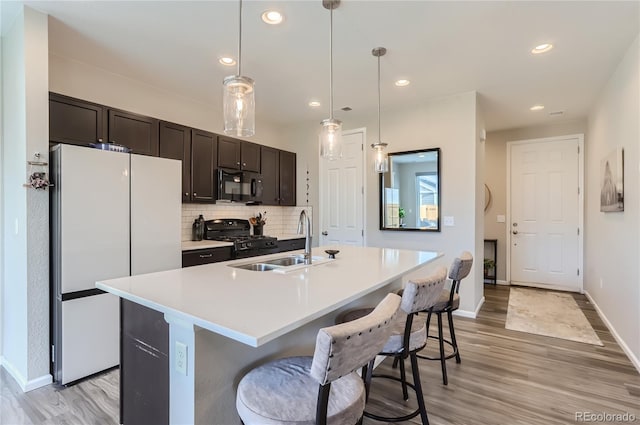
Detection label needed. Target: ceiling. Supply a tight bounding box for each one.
[15,1,640,131]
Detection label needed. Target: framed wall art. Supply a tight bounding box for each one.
[600,147,624,212]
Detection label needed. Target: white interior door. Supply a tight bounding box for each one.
[320,129,365,246]
[508,136,583,291]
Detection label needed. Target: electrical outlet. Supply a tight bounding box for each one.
[600,278,603,289]
[175,341,187,375]
[497,215,506,223]
[443,216,455,226]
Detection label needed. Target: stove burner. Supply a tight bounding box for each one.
[204,218,278,258]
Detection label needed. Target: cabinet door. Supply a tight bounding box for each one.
[49,93,107,146]
[108,109,159,156]
[159,121,191,202]
[217,136,241,169]
[191,129,217,202]
[241,141,261,172]
[260,146,279,205]
[279,150,297,206]
[182,247,233,267]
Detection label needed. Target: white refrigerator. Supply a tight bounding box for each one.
[50,144,181,385]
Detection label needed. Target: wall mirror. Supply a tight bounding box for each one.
[379,148,440,231]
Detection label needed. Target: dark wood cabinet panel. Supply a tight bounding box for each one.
[159,121,191,202]
[260,146,279,205]
[190,129,217,202]
[241,141,261,172]
[108,109,159,156]
[120,300,169,425]
[218,136,261,172]
[182,246,233,267]
[279,150,296,206]
[217,136,241,169]
[277,238,305,252]
[49,93,107,146]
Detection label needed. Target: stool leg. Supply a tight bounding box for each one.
[398,356,409,401]
[391,356,399,369]
[447,310,461,363]
[410,352,430,425]
[437,312,448,385]
[426,311,433,338]
[364,359,374,402]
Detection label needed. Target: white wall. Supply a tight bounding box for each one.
[1,5,51,391]
[585,34,639,369]
[282,91,484,314]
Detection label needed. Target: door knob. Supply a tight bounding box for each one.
[321,231,328,236]
[512,230,518,235]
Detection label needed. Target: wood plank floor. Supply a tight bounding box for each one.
[1,285,639,425]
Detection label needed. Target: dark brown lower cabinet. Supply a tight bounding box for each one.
[121,300,169,425]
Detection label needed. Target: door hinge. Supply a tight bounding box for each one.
[577,227,580,235]
[51,345,55,362]
[361,186,364,195]
[578,187,580,195]
[362,229,364,237]
[577,268,580,276]
[361,144,364,151]
[577,146,580,154]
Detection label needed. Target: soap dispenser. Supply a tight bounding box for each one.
[192,219,201,241]
[197,214,205,240]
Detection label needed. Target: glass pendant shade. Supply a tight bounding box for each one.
[223,75,255,137]
[320,118,342,160]
[372,143,389,173]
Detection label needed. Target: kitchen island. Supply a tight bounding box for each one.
[97,245,441,424]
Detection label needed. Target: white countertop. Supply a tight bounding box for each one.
[181,233,304,251]
[97,245,441,347]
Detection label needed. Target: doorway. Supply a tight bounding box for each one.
[507,134,584,292]
[319,128,365,246]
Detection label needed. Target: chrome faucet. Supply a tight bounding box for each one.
[297,210,312,264]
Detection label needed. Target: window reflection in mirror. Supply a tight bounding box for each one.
[379,148,440,231]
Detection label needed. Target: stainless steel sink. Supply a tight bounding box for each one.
[232,263,280,272]
[262,256,308,267]
[230,254,329,272]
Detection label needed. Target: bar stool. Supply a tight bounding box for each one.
[336,267,447,425]
[418,252,473,385]
[235,293,402,425]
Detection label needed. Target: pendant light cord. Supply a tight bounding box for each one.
[238,0,243,76]
[329,6,334,120]
[377,54,381,143]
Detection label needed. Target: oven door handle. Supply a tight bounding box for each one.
[251,179,257,197]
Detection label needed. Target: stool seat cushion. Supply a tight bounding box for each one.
[381,311,427,354]
[431,290,460,312]
[236,356,365,425]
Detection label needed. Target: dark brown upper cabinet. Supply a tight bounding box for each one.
[217,136,260,172]
[190,129,217,203]
[108,109,159,156]
[260,146,296,206]
[159,121,192,202]
[49,93,107,146]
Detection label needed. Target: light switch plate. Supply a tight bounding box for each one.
[175,341,187,375]
[443,216,455,226]
[497,215,506,223]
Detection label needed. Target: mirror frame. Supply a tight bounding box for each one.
[379,147,441,232]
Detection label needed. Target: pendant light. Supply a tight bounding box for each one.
[319,0,342,160]
[371,47,389,173]
[223,0,255,137]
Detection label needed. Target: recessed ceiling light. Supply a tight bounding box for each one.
[395,79,410,87]
[530,104,545,111]
[219,57,236,66]
[262,10,284,25]
[308,101,321,107]
[531,43,553,54]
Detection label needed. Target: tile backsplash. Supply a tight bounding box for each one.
[182,204,313,241]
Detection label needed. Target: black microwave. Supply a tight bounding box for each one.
[217,168,263,204]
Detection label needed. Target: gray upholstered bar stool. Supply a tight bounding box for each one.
[418,251,473,385]
[336,267,448,425]
[235,293,402,425]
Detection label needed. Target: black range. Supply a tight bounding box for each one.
[204,218,278,259]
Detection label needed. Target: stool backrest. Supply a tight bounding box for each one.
[401,266,448,314]
[449,252,473,302]
[310,293,401,386]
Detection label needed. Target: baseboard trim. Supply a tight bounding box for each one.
[584,291,640,374]
[0,357,52,392]
[454,296,485,319]
[496,279,509,286]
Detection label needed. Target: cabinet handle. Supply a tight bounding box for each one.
[111,140,116,143]
[243,162,246,167]
[193,192,197,196]
[199,254,213,258]
[98,138,103,142]
[185,192,189,197]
